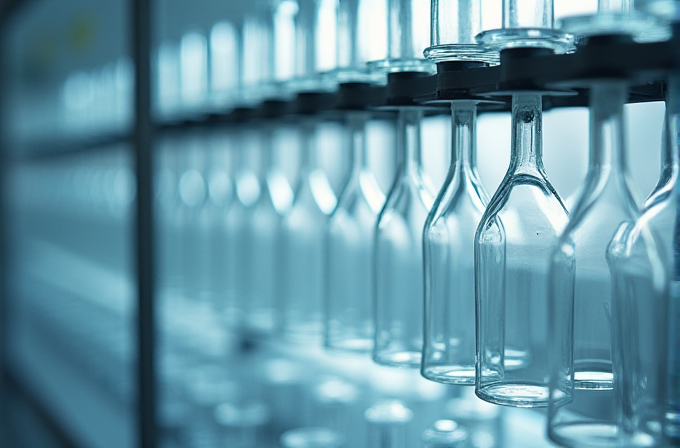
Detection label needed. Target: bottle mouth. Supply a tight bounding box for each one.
[476,28,576,54]
[423,44,500,65]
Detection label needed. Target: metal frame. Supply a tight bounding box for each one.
[132,0,157,446]
[0,0,158,446]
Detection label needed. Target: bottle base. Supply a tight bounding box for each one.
[325,337,373,353]
[476,381,558,407]
[549,421,658,448]
[421,365,475,385]
[373,350,421,368]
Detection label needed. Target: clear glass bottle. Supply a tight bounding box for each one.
[219,125,261,328]
[559,0,670,44]
[333,0,383,83]
[547,82,648,445]
[205,130,235,318]
[420,420,469,448]
[474,0,572,407]
[422,100,489,384]
[281,120,338,342]
[368,0,434,73]
[326,112,386,351]
[426,0,499,64]
[365,400,414,448]
[475,92,568,407]
[179,133,212,304]
[374,107,436,367]
[280,427,346,448]
[420,0,499,386]
[242,123,294,334]
[613,75,679,445]
[157,137,186,305]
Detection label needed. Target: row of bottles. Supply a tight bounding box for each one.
[5,0,679,447]
[149,0,680,446]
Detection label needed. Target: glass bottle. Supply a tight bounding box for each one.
[474,0,572,407]
[280,120,338,342]
[614,75,680,445]
[374,107,436,367]
[205,130,235,319]
[422,100,489,384]
[426,0,499,64]
[157,136,186,306]
[368,0,434,73]
[179,133,212,304]
[421,0,498,385]
[280,427,345,448]
[420,420,469,448]
[547,81,647,445]
[547,4,671,444]
[475,92,568,407]
[326,112,386,351]
[219,125,261,328]
[242,122,294,334]
[334,0,376,83]
[365,400,414,448]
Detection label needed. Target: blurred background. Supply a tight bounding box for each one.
[0,0,668,447]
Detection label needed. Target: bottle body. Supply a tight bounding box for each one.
[325,170,385,351]
[475,93,568,407]
[281,122,337,341]
[373,108,435,367]
[326,113,386,351]
[422,101,488,384]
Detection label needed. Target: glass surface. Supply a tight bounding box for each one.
[606,201,669,448]
[368,0,435,72]
[281,427,346,448]
[281,120,338,342]
[325,113,386,352]
[476,0,575,53]
[287,0,339,92]
[242,124,294,334]
[422,101,489,384]
[373,108,436,367]
[559,0,670,43]
[160,138,188,306]
[547,82,647,446]
[365,400,414,448]
[205,131,235,322]
[646,105,677,207]
[637,0,680,20]
[475,93,569,407]
[633,76,680,444]
[426,0,499,63]
[421,420,469,448]
[332,0,386,83]
[218,126,261,328]
[179,134,212,305]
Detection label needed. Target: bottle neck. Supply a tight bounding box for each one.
[509,93,544,176]
[257,127,274,181]
[451,101,477,171]
[667,75,680,178]
[398,108,423,176]
[347,112,369,172]
[301,120,320,171]
[589,82,628,174]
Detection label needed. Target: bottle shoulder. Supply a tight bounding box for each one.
[478,174,568,241]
